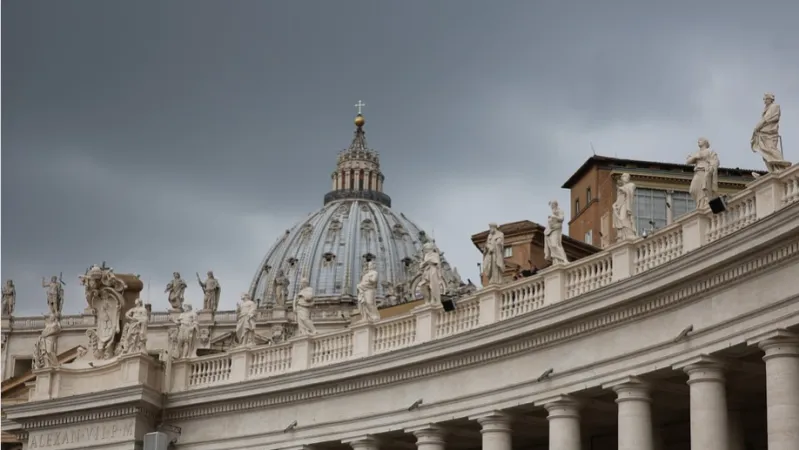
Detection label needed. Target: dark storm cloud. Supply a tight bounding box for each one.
[3,0,798,314]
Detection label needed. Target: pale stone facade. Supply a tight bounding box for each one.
[0,161,797,450]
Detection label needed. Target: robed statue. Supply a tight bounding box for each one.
[2,280,15,316]
[544,200,569,265]
[482,223,505,285]
[273,269,290,307]
[165,272,187,311]
[235,293,257,347]
[117,298,150,355]
[419,241,446,305]
[751,92,790,173]
[33,314,61,369]
[613,173,637,241]
[357,261,381,322]
[197,271,221,312]
[687,137,720,210]
[293,277,317,336]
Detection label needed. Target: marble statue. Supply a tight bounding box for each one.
[482,223,505,285]
[33,314,61,369]
[235,293,257,347]
[117,298,150,355]
[293,277,317,336]
[544,200,569,265]
[170,304,199,359]
[42,275,65,316]
[613,173,637,241]
[687,137,720,209]
[2,280,15,316]
[273,269,289,307]
[79,264,128,360]
[419,241,446,305]
[165,272,188,311]
[79,264,127,314]
[197,271,221,312]
[751,92,790,173]
[357,261,380,322]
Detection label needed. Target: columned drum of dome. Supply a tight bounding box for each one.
[248,110,461,306]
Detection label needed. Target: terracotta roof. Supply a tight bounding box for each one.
[561,155,766,189]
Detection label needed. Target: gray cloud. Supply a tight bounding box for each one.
[3,0,798,314]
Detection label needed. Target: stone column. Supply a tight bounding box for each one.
[407,424,446,450]
[758,332,799,450]
[674,356,729,450]
[605,377,654,450]
[343,435,380,450]
[470,411,512,450]
[540,395,581,450]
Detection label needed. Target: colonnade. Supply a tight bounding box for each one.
[292,330,799,450]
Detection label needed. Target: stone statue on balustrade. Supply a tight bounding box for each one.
[482,223,505,285]
[293,277,317,336]
[273,269,289,308]
[165,272,188,311]
[357,261,381,323]
[544,200,569,265]
[33,314,61,369]
[419,240,447,305]
[197,271,221,312]
[80,264,129,360]
[2,280,15,316]
[170,303,199,359]
[613,173,637,242]
[235,293,257,347]
[751,92,791,174]
[42,275,65,316]
[687,137,720,210]
[115,298,150,356]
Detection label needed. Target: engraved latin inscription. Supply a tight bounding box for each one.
[28,421,134,449]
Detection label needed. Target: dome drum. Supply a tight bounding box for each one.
[323,190,392,207]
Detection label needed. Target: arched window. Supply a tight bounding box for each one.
[359,169,365,191]
[349,169,355,190]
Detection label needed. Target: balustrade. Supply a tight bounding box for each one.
[16,167,798,393]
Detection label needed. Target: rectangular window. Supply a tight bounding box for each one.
[503,246,513,258]
[586,187,592,203]
[634,188,668,234]
[670,191,695,222]
[575,199,580,213]
[584,229,593,245]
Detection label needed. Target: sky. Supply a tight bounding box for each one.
[3,0,798,316]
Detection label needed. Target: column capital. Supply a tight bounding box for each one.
[342,435,380,449]
[405,424,446,444]
[748,329,799,360]
[602,376,652,403]
[535,394,581,419]
[672,354,726,382]
[469,411,512,432]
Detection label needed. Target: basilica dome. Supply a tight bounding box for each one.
[248,111,462,306]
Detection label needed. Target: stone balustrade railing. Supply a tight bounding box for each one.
[165,165,799,392]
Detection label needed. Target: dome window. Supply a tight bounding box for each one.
[323,252,336,263]
[402,257,413,267]
[287,257,298,267]
[363,253,375,262]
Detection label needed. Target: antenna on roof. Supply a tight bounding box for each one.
[590,142,596,156]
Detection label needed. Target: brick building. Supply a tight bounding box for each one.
[561,155,762,248]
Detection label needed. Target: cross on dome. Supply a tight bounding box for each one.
[354,100,366,115]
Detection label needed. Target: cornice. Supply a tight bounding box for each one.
[163,204,799,419]
[4,384,162,422]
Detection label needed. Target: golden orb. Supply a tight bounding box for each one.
[354,114,365,127]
